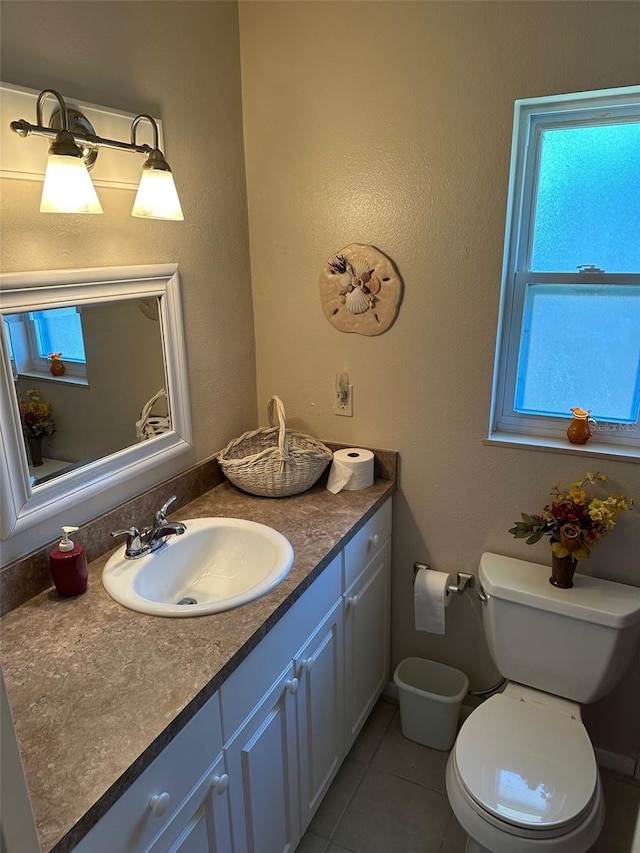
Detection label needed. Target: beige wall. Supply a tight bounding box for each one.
[1,1,257,550]
[239,1,640,759]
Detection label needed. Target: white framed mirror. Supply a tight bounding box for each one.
[0,263,192,542]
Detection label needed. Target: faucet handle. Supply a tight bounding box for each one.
[156,495,177,525]
[111,527,141,547]
[111,526,140,539]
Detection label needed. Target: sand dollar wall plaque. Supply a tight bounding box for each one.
[319,244,403,336]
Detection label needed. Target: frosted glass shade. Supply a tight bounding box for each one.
[131,169,184,221]
[40,154,103,214]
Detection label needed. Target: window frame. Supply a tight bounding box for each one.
[488,85,640,460]
[3,308,89,385]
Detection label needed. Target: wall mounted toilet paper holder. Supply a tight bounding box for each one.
[413,562,475,596]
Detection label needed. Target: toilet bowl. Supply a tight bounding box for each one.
[445,685,605,853]
[443,553,640,853]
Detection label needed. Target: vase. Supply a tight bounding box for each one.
[549,552,578,589]
[566,408,592,445]
[27,436,44,467]
[49,356,65,377]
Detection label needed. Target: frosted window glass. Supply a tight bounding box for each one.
[515,285,640,422]
[531,122,640,273]
[30,308,86,363]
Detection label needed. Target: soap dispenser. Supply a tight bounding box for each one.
[50,526,88,597]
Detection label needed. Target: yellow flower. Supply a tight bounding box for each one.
[569,490,587,504]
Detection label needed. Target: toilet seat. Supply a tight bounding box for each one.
[454,692,598,835]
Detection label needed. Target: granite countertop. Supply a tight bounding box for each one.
[0,476,395,853]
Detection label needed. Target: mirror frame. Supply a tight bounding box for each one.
[0,263,192,540]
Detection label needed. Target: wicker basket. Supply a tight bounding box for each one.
[217,396,333,497]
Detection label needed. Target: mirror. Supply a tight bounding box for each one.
[0,264,192,541]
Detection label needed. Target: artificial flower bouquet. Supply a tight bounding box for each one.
[19,388,55,439]
[509,472,632,561]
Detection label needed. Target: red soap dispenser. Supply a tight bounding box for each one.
[50,526,88,597]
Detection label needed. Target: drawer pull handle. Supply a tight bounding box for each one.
[286,677,299,695]
[149,792,171,817]
[212,774,229,795]
[300,658,313,674]
[368,533,380,548]
[346,594,359,608]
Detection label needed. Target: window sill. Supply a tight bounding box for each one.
[17,370,89,388]
[485,432,639,464]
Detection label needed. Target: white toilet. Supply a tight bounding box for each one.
[446,552,640,853]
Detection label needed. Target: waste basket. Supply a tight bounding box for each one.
[393,657,468,750]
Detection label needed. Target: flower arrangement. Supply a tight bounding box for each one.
[509,472,633,561]
[19,389,55,439]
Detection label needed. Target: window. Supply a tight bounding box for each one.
[489,86,640,456]
[3,306,88,384]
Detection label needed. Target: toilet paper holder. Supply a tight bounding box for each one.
[413,562,475,596]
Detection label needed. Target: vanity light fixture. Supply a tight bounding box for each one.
[10,89,184,221]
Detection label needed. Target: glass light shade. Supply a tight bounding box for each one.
[40,154,103,214]
[131,169,184,221]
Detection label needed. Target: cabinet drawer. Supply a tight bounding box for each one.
[220,553,341,742]
[73,695,222,853]
[344,499,392,589]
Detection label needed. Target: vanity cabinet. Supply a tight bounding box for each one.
[71,498,392,853]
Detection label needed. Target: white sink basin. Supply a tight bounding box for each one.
[102,517,294,617]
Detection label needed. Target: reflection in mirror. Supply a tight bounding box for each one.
[0,264,192,547]
[4,299,168,487]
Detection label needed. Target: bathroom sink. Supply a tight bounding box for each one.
[102,517,294,617]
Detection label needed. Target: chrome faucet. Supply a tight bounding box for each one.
[111,496,187,559]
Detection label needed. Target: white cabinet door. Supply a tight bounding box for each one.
[146,753,232,853]
[225,664,300,853]
[343,538,391,751]
[295,598,344,833]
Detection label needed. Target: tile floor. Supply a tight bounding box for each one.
[298,699,640,853]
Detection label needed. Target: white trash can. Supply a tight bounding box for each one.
[393,657,469,751]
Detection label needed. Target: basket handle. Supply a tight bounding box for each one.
[267,396,290,459]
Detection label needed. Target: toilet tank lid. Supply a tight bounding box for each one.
[480,553,640,629]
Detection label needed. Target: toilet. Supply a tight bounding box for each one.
[445,552,640,853]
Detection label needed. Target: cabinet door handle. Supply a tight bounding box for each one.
[212,773,230,795]
[368,533,380,548]
[285,677,299,695]
[149,792,171,817]
[346,594,359,608]
[300,657,313,674]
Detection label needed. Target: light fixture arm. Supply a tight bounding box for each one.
[36,89,68,131]
[131,114,160,151]
[10,97,155,158]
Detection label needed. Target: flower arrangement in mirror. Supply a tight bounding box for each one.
[509,472,634,589]
[18,389,55,467]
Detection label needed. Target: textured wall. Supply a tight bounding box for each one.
[239,1,640,759]
[1,1,257,559]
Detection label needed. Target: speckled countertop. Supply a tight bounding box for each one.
[1,476,395,853]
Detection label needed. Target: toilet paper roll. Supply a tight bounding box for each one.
[326,448,375,494]
[414,567,451,634]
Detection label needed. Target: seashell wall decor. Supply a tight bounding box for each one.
[318,244,403,335]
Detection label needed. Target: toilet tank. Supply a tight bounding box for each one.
[479,553,640,703]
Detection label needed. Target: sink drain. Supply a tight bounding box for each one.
[177,597,198,606]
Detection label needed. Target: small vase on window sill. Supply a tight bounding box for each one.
[567,407,592,445]
[48,352,66,377]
